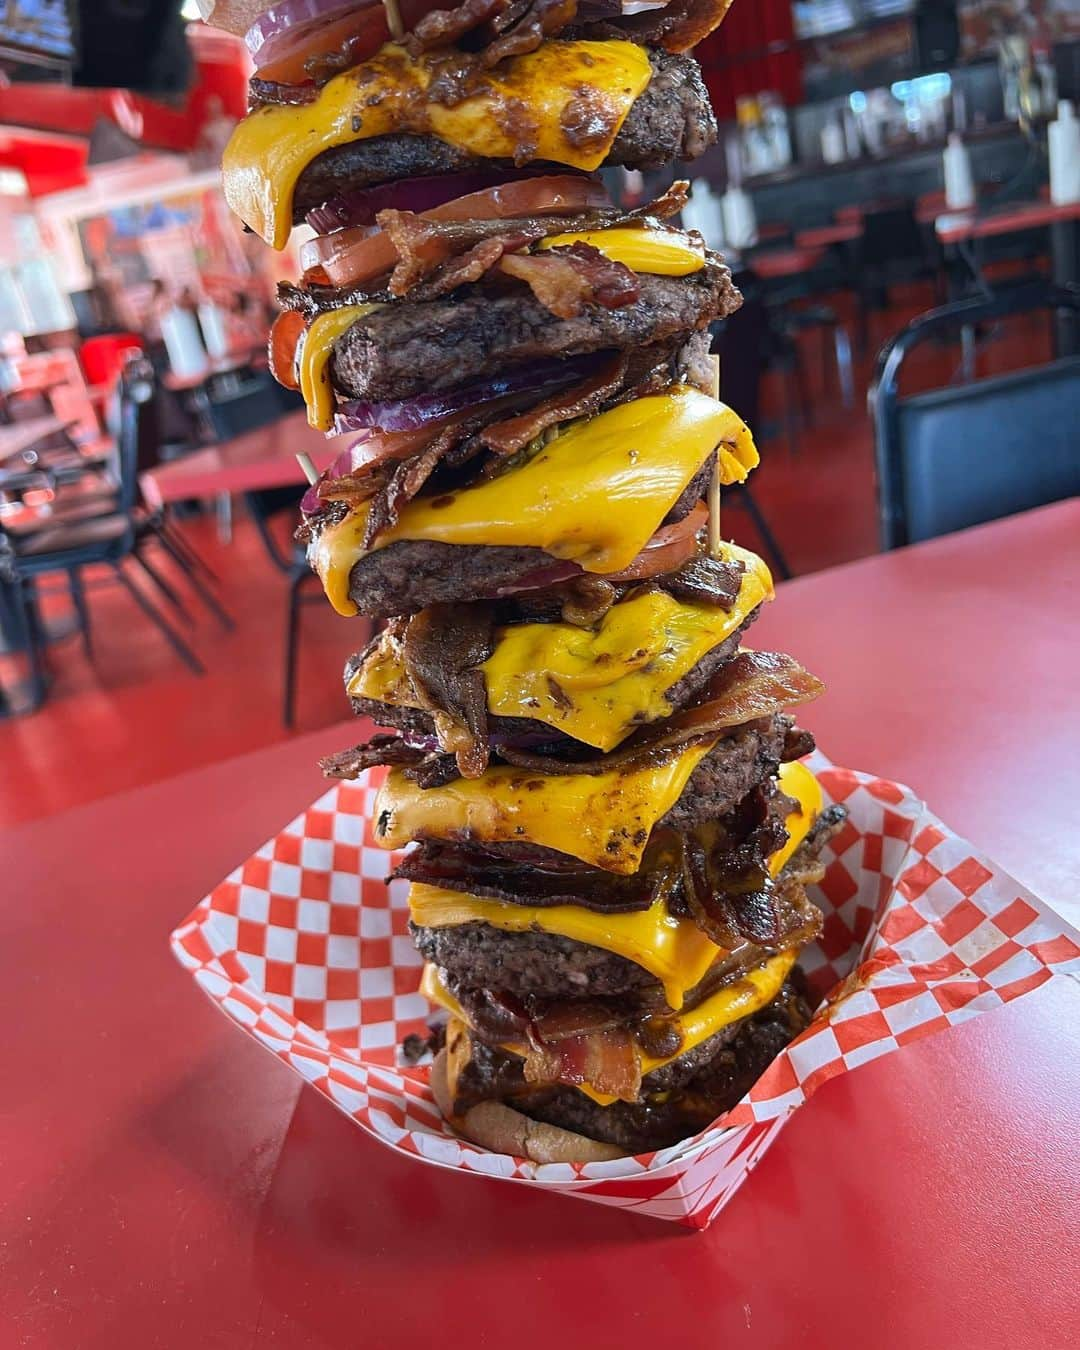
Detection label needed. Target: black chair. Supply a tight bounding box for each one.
[203,373,325,727]
[710,277,796,579]
[2,359,207,713]
[869,283,1080,550]
[855,202,942,353]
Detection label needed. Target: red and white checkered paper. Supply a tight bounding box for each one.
[171,751,1080,1229]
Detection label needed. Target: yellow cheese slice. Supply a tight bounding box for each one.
[224,41,653,248]
[313,387,756,616]
[480,546,773,750]
[421,949,797,1106]
[349,542,772,750]
[538,225,706,275]
[376,736,716,874]
[299,305,379,431]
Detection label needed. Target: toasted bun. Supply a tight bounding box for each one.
[430,1050,625,1164]
[194,0,269,36]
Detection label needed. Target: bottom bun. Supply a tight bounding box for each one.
[430,1049,626,1164]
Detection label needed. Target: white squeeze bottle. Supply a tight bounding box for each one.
[943,132,975,210]
[1048,100,1080,206]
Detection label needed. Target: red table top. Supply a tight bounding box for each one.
[141,410,349,507]
[794,221,860,249]
[4,500,1080,1348]
[936,197,1080,243]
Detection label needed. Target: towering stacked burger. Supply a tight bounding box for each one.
[209,0,845,1160]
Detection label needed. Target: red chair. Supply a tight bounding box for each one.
[79,334,144,391]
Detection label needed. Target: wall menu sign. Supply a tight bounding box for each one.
[0,0,77,67]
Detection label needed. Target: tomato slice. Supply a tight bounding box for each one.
[299,175,611,290]
[267,310,307,390]
[255,11,388,86]
[605,502,708,581]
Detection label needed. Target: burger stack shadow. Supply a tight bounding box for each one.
[216,0,847,1162]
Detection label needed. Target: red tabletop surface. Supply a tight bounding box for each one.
[794,221,860,249]
[141,410,349,507]
[3,501,1080,1348]
[935,197,1080,244]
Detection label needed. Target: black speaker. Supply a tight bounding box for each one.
[913,1,960,73]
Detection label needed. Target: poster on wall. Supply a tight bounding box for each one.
[0,0,76,66]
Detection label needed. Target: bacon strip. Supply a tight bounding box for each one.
[524,1026,642,1103]
[392,838,669,911]
[498,243,640,319]
[402,604,496,778]
[478,354,628,460]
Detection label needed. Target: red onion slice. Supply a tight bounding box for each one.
[306,169,552,235]
[333,356,605,435]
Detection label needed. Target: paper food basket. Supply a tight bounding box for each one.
[170,751,1080,1229]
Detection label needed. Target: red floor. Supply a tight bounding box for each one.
[0,283,1053,827]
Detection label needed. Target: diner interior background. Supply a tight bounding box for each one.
[0,0,1077,826]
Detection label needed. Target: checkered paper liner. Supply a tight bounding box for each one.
[171,751,1080,1228]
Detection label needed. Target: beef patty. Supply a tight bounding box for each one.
[329,261,737,404]
[292,51,716,222]
[446,978,812,1153]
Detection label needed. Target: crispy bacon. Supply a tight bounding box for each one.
[402,604,496,778]
[524,1025,642,1102]
[478,354,628,461]
[665,554,746,610]
[498,243,640,319]
[667,651,825,742]
[405,0,576,67]
[321,734,458,788]
[391,838,668,911]
[482,0,577,64]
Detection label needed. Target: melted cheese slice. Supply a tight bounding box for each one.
[539,226,706,276]
[224,40,653,248]
[299,305,379,431]
[314,387,753,616]
[422,950,797,1106]
[375,737,716,873]
[348,542,773,751]
[480,546,773,750]
[407,760,822,1008]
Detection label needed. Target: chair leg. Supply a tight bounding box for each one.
[740,487,792,581]
[111,561,206,675]
[781,368,801,455]
[161,519,220,583]
[131,546,195,626]
[282,569,307,728]
[833,323,855,408]
[216,492,233,545]
[66,567,92,658]
[154,525,235,631]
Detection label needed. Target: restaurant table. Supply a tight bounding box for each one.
[748,244,827,280]
[3,500,1079,1348]
[141,409,348,508]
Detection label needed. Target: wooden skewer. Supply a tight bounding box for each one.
[383,0,405,39]
[296,452,318,485]
[707,354,722,559]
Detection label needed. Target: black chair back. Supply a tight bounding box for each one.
[869,284,1080,549]
[205,371,304,441]
[860,203,926,270]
